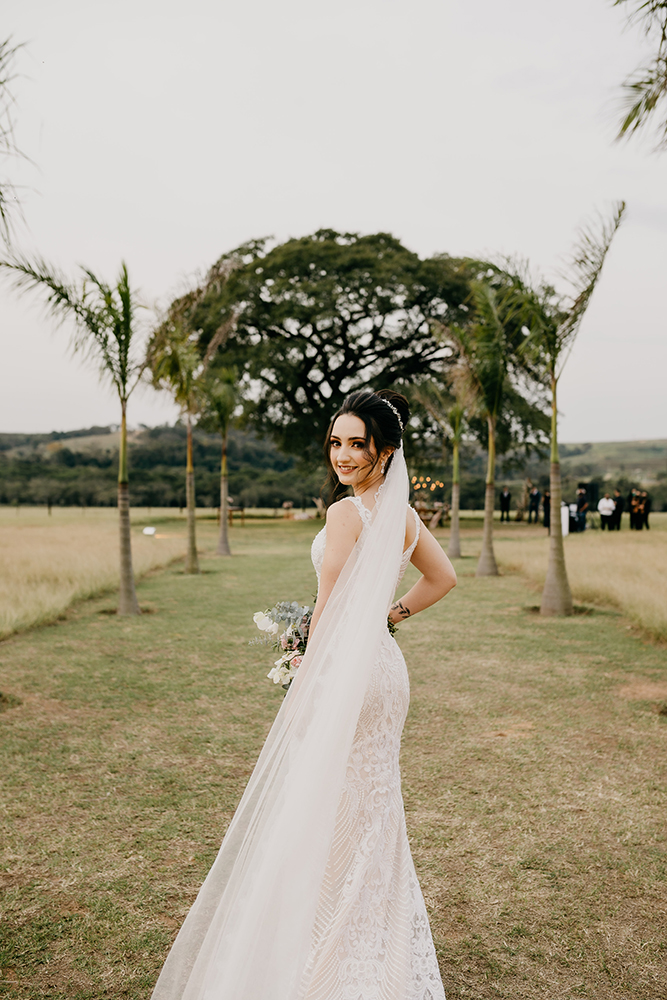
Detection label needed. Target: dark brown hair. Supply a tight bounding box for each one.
[322,389,410,506]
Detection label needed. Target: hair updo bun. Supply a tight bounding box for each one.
[322,388,410,506]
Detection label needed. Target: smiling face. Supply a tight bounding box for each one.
[329,413,375,490]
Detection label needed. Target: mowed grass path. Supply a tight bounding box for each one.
[1,520,666,999]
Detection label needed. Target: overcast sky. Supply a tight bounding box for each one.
[1,0,665,443]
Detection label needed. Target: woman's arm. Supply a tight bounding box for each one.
[308,502,362,638]
[389,526,456,625]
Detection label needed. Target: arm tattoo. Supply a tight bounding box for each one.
[390,600,411,620]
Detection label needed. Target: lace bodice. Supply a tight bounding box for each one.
[311,497,421,586]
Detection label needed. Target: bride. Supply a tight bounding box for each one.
[151,389,457,1000]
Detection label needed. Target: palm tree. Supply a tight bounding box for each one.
[0,254,144,613]
[147,293,239,570]
[198,366,238,556]
[147,323,202,574]
[446,282,513,577]
[511,202,626,615]
[415,381,466,559]
[613,1,667,148]
[444,401,465,559]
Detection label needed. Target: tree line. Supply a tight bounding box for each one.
[0,423,500,511]
[0,425,323,510]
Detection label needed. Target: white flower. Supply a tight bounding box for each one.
[268,621,280,636]
[254,611,275,632]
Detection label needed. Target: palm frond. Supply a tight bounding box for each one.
[613,1,667,36]
[616,53,667,146]
[202,307,240,370]
[555,201,626,377]
[413,382,454,433]
[0,251,143,399]
[614,1,667,145]
[0,37,28,243]
[147,321,202,413]
[199,366,240,434]
[438,324,485,417]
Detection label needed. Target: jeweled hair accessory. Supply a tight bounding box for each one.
[379,397,404,432]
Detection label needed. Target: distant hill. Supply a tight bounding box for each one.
[0,424,321,509]
[498,439,667,512]
[558,439,667,483]
[0,426,665,510]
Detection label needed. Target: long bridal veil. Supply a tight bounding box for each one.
[152,448,409,1000]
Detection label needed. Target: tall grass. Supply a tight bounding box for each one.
[495,513,667,640]
[0,507,189,638]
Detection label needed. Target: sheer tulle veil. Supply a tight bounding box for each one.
[151,447,410,1000]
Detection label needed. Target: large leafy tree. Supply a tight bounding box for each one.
[613,1,667,147]
[188,230,472,461]
[509,202,626,615]
[0,255,145,613]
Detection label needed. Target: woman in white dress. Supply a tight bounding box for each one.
[151,389,457,1000]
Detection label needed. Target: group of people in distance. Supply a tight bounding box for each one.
[499,486,550,526]
[597,488,651,531]
[498,485,652,531]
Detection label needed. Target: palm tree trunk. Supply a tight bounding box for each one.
[448,439,462,559]
[118,401,140,615]
[476,415,499,576]
[216,428,231,556]
[540,376,573,616]
[185,413,200,574]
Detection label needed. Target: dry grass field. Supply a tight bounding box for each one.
[0,517,666,999]
[491,513,667,642]
[2,506,665,644]
[0,507,212,640]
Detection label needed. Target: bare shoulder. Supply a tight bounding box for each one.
[404,503,419,547]
[326,497,363,535]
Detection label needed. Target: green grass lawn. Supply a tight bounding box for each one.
[1,519,666,998]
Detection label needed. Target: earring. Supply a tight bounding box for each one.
[380,458,387,474]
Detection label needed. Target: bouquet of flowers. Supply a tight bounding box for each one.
[252,601,313,689]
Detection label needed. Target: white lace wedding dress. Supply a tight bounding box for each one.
[302,496,446,1000]
[150,453,445,1000]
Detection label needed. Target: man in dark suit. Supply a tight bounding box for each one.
[576,488,589,531]
[499,486,511,522]
[612,489,624,530]
[542,490,551,531]
[629,489,640,529]
[641,491,651,530]
[528,487,541,524]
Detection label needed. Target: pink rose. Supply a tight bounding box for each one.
[291,655,302,669]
